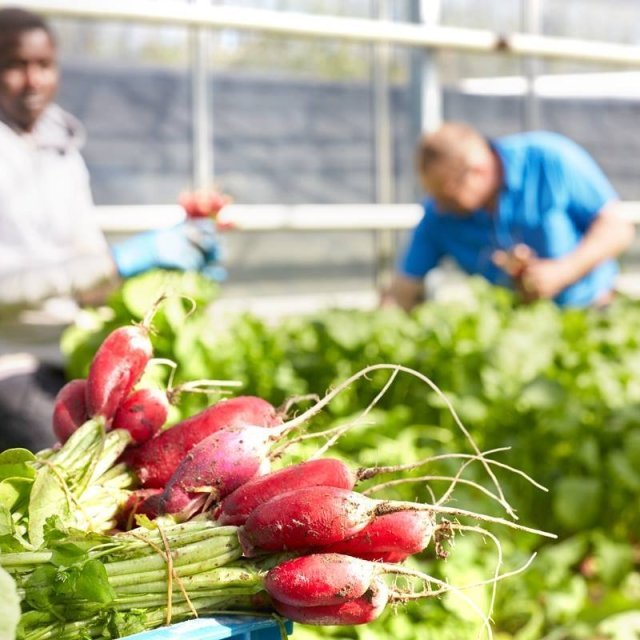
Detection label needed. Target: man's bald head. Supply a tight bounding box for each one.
[415,122,501,215]
[416,122,492,176]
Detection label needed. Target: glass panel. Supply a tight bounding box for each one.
[529,60,640,200]
[544,0,640,42]
[440,0,522,30]
[208,29,378,204]
[52,17,192,205]
[214,0,372,18]
[537,1,640,200]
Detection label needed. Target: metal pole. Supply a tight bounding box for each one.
[371,0,395,290]
[409,0,442,204]
[522,0,543,130]
[372,0,393,207]
[414,0,442,135]
[190,0,213,190]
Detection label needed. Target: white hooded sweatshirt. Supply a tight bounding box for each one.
[0,104,115,365]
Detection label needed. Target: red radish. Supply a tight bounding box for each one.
[112,388,169,444]
[52,379,90,443]
[179,189,230,219]
[320,510,434,560]
[264,554,377,607]
[238,487,379,556]
[216,456,441,527]
[131,492,166,524]
[272,577,389,626]
[85,325,153,424]
[157,424,277,519]
[216,458,357,526]
[247,592,273,612]
[125,396,281,488]
[117,488,163,529]
[239,486,435,557]
[354,550,410,563]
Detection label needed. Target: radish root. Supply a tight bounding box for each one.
[270,364,518,518]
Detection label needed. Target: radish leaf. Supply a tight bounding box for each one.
[0,566,20,640]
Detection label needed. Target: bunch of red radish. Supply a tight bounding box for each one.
[53,323,169,445]
[178,187,236,231]
[220,473,437,624]
[178,188,231,220]
[51,318,284,516]
[49,318,547,629]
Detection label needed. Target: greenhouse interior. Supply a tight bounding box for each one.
[3,1,640,639]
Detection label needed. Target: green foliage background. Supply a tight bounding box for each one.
[62,272,640,639]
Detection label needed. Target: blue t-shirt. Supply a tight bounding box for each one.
[399,131,619,307]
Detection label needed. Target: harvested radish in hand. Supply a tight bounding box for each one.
[112,387,169,444]
[216,458,357,525]
[52,379,90,443]
[125,396,281,488]
[85,325,153,424]
[157,424,277,519]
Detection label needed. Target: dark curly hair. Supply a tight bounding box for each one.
[0,7,55,51]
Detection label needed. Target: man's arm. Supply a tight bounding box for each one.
[380,273,425,312]
[0,251,118,309]
[518,202,635,300]
[381,203,443,311]
[562,202,635,278]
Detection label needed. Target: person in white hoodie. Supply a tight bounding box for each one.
[0,8,221,450]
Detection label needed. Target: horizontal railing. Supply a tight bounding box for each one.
[15,0,640,67]
[96,204,423,236]
[97,202,640,236]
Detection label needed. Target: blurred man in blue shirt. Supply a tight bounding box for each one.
[384,122,634,310]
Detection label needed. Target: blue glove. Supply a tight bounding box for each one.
[187,219,227,281]
[200,263,227,282]
[187,218,223,264]
[111,221,221,279]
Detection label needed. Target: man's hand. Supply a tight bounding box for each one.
[494,205,635,304]
[493,243,571,302]
[517,257,574,301]
[492,244,535,279]
[492,244,572,302]
[380,274,425,311]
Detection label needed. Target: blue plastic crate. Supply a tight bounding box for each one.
[123,615,292,640]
